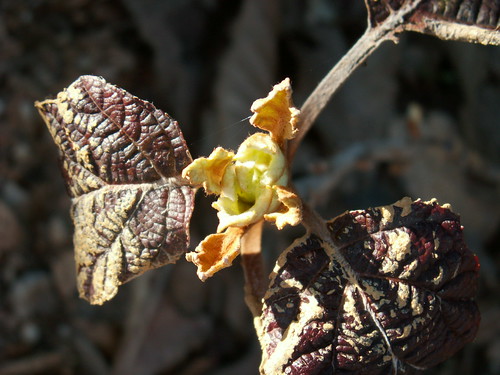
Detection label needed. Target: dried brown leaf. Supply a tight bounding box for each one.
[36,75,195,305]
[258,198,480,374]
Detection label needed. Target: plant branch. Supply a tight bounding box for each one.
[241,220,266,317]
[301,202,331,241]
[288,0,422,161]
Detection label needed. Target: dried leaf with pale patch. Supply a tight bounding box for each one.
[366,0,500,46]
[250,78,300,144]
[258,198,480,374]
[186,226,245,281]
[36,75,195,305]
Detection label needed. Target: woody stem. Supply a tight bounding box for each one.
[241,220,266,317]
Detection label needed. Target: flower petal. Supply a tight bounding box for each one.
[182,147,234,194]
[214,185,277,232]
[264,186,302,230]
[186,226,245,281]
[235,133,287,186]
[250,78,300,144]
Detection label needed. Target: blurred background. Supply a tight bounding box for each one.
[0,0,499,374]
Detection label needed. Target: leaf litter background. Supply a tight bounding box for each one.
[0,0,499,374]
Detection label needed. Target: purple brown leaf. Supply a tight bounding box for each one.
[365,0,500,45]
[258,197,480,374]
[36,75,195,305]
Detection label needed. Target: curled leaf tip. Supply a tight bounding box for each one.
[250,78,300,144]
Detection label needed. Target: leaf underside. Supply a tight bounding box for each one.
[366,0,500,45]
[36,75,195,305]
[258,198,479,374]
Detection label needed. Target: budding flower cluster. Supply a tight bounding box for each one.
[182,78,302,281]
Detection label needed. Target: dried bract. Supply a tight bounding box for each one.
[250,78,300,144]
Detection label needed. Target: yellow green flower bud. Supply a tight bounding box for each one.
[213,132,288,231]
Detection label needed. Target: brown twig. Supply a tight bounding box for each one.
[301,202,332,241]
[240,220,266,317]
[288,0,422,161]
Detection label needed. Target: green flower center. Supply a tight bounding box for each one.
[217,133,288,219]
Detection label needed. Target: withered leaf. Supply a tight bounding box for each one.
[366,0,500,45]
[258,198,479,374]
[36,75,195,305]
